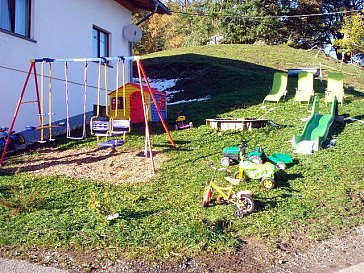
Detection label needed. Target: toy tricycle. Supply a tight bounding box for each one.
[0,127,26,152]
[234,160,277,190]
[175,111,193,130]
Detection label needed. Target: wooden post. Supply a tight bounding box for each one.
[136,60,155,175]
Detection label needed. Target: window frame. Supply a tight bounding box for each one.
[0,0,31,38]
[92,25,110,59]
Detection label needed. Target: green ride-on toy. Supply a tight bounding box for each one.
[234,160,277,190]
[221,140,292,170]
[221,140,293,190]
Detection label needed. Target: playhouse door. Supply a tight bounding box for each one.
[130,91,144,123]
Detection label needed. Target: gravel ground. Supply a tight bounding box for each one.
[270,226,364,273]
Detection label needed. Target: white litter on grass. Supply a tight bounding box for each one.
[300,117,310,122]
[106,213,120,221]
[168,96,211,105]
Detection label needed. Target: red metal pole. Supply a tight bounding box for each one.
[32,63,42,125]
[139,60,176,148]
[0,62,35,166]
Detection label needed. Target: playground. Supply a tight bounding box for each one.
[0,44,363,272]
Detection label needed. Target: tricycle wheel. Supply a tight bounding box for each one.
[261,177,275,190]
[234,171,245,181]
[235,194,255,216]
[14,133,26,145]
[276,161,286,170]
[202,186,213,207]
[221,157,230,167]
[189,122,193,128]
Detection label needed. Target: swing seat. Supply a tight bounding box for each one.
[110,120,131,135]
[67,136,84,140]
[98,139,124,148]
[25,126,37,131]
[91,120,110,136]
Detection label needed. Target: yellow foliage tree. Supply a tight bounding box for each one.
[334,10,364,56]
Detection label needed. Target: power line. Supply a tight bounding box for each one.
[0,64,101,90]
[170,9,362,20]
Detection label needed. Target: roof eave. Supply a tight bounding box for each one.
[115,0,171,15]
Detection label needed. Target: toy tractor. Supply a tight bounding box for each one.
[175,111,193,130]
[221,140,247,167]
[234,160,277,190]
[221,140,292,170]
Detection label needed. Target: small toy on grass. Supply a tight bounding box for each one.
[202,161,255,217]
[175,111,193,130]
[0,127,26,152]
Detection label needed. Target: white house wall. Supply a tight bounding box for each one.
[0,0,133,135]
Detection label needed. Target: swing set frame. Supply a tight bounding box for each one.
[0,56,176,174]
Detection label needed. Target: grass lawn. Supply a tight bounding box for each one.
[0,44,364,268]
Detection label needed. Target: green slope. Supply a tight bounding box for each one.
[0,44,363,266]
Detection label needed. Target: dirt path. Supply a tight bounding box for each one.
[2,226,364,272]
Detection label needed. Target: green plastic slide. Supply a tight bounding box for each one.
[263,72,288,103]
[292,96,338,154]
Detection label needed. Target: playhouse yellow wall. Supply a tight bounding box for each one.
[109,84,151,121]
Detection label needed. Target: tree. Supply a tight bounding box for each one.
[333,10,364,60]
[211,0,284,44]
[283,0,364,49]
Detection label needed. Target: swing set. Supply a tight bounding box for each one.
[0,56,176,174]
[89,57,131,147]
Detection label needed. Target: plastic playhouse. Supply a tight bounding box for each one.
[109,83,167,124]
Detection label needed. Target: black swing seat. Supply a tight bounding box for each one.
[110,119,131,135]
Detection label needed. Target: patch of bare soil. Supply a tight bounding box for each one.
[269,226,364,273]
[5,147,166,184]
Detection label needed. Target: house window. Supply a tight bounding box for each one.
[0,0,30,37]
[92,26,109,58]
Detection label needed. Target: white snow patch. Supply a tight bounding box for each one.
[132,77,180,92]
[168,96,211,105]
[165,90,182,94]
[133,77,210,105]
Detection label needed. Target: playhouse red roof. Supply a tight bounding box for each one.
[109,83,166,96]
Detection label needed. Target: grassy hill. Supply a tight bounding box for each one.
[0,44,363,271]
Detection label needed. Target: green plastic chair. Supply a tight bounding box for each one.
[263,72,288,103]
[293,72,315,104]
[325,72,344,106]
